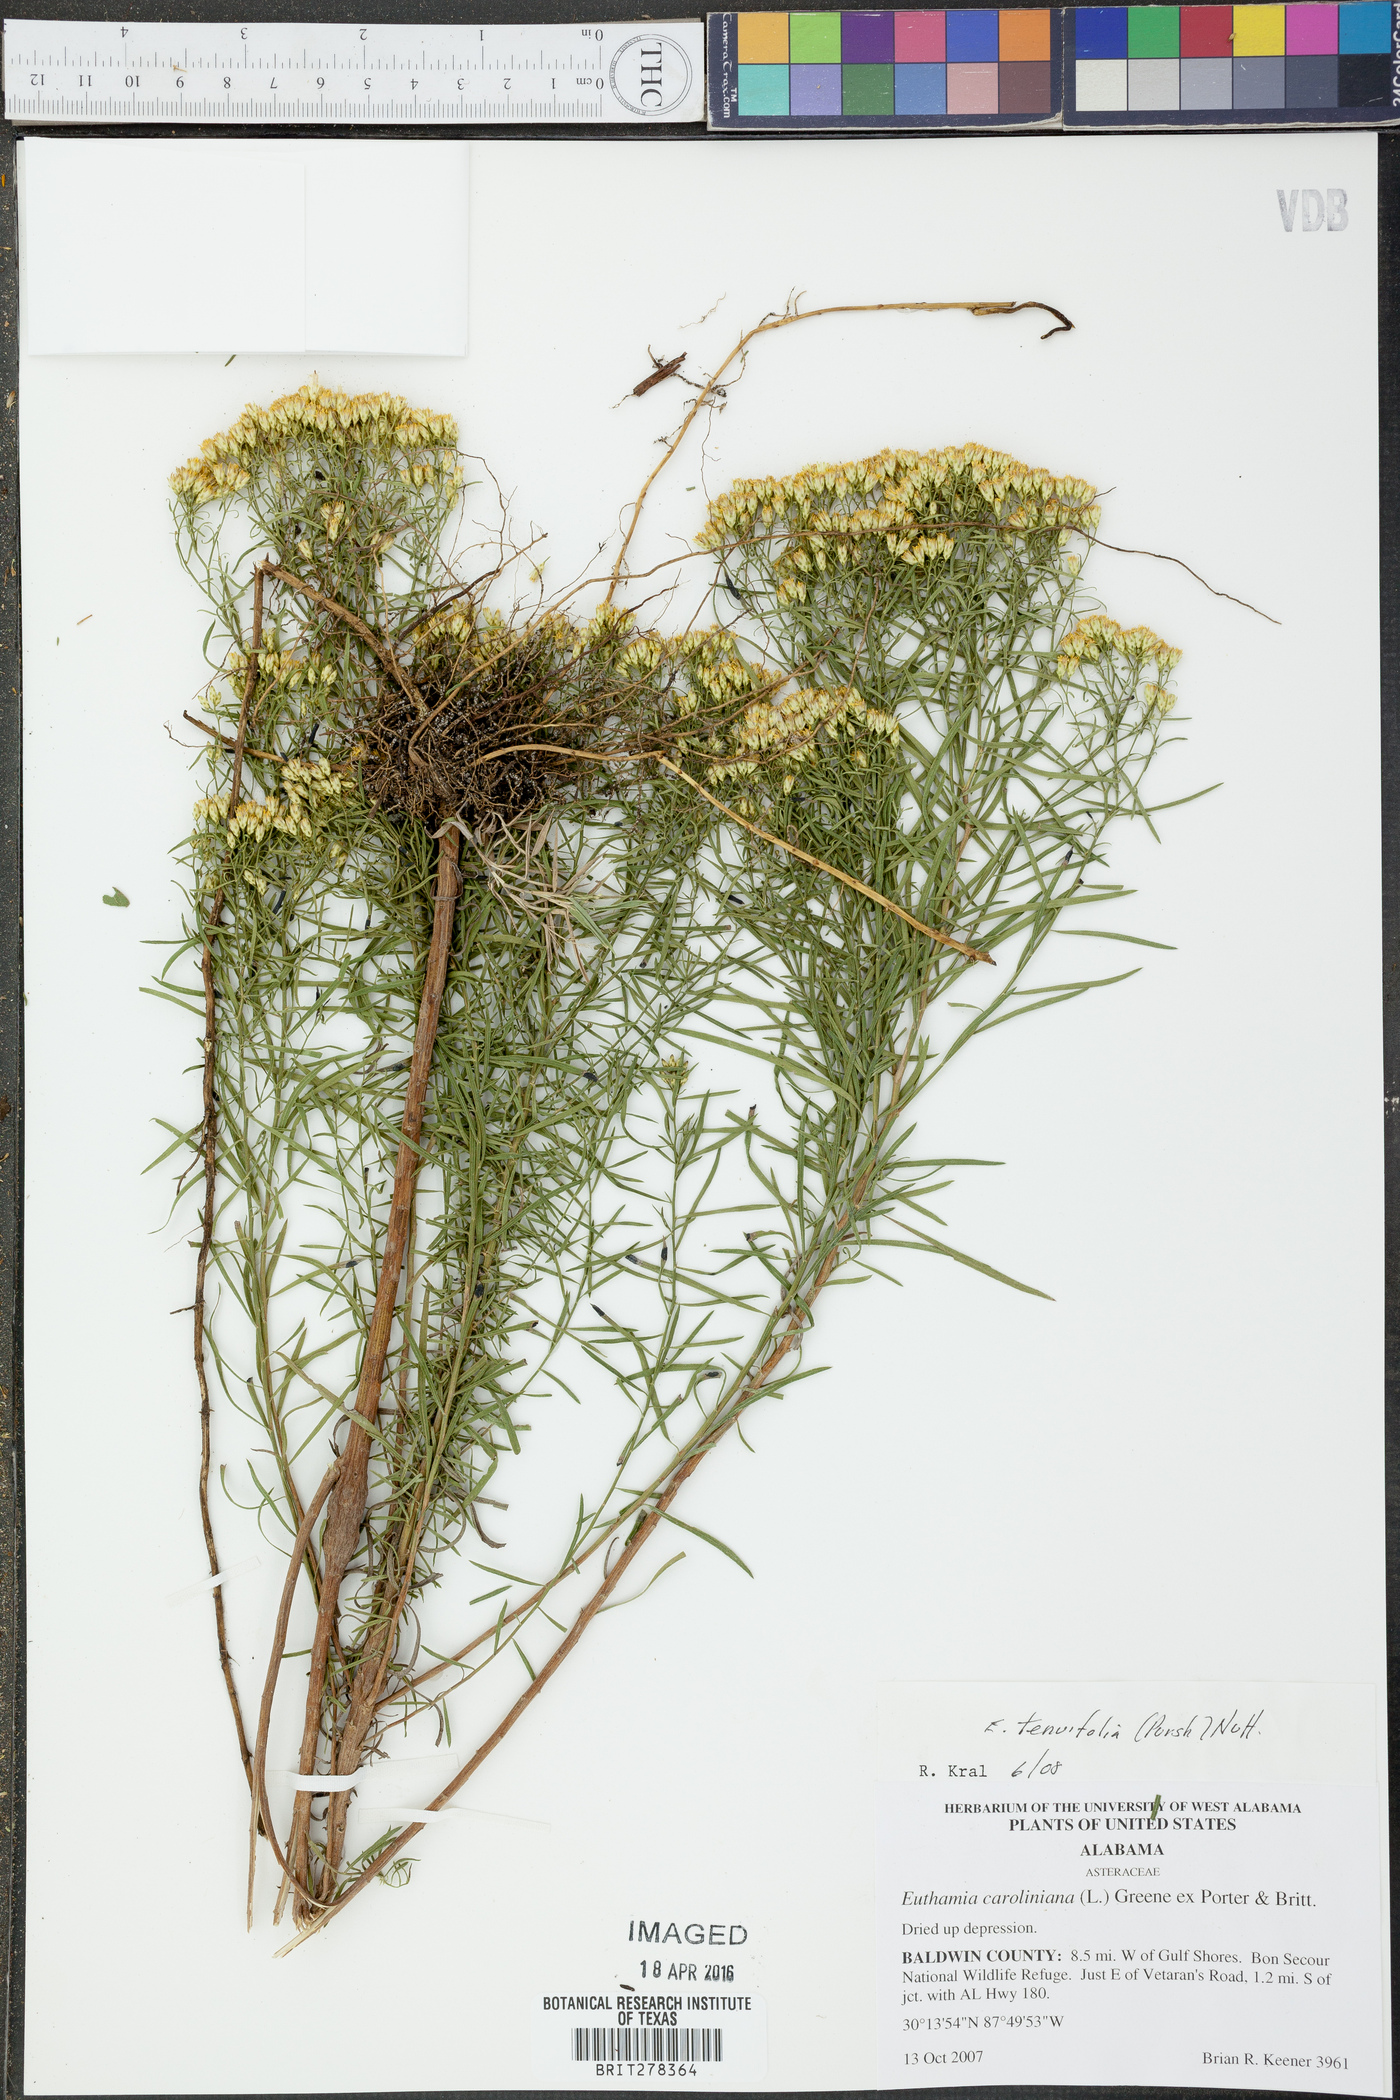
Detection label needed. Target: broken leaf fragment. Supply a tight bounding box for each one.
[102,887,129,908]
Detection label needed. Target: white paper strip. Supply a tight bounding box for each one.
[165,1554,261,1607]
[20,138,469,354]
[356,1804,551,1830]
[278,1773,548,1829]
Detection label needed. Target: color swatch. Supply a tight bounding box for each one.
[1066,1,1398,116]
[707,3,1400,122]
[710,10,1063,124]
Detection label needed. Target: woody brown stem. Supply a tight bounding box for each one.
[247,1455,344,1926]
[276,1005,927,1951]
[194,563,264,1814]
[320,953,522,1887]
[317,1274,481,1880]
[318,1435,440,1880]
[278,1460,700,1955]
[286,824,462,1922]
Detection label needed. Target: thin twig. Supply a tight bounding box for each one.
[183,711,280,762]
[260,562,422,709]
[193,563,263,1814]
[1084,535,1280,625]
[604,299,1073,601]
[632,351,686,397]
[452,739,991,961]
[650,755,992,962]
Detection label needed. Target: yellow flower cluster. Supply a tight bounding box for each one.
[413,602,579,674]
[703,684,899,788]
[698,444,1104,590]
[225,646,338,692]
[170,380,458,506]
[194,753,349,843]
[1057,614,1181,678]
[570,603,637,661]
[398,458,463,490]
[414,604,483,655]
[1055,616,1181,712]
[549,611,769,714]
[669,628,768,715]
[617,633,666,674]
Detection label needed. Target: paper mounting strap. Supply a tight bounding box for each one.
[279,1773,547,1828]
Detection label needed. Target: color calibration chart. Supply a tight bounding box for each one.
[1067,0,1394,118]
[706,2,1400,122]
[710,8,1061,120]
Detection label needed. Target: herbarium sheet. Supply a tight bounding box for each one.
[17,133,1389,2095]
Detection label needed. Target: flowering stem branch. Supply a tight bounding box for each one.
[193,561,264,1813]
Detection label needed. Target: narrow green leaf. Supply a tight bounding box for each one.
[655,1509,753,1576]
[1057,928,1176,950]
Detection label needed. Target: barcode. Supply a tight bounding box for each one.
[572,2026,722,2063]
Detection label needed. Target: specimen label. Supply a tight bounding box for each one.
[876,1682,1386,2093]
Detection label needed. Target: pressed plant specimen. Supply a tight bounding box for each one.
[163,314,1187,1948]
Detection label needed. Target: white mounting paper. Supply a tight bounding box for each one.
[15,133,1389,2096]
[20,138,469,353]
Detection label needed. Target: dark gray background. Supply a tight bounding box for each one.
[0,16,1390,2097]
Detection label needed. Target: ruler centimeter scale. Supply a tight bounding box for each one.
[2,19,706,123]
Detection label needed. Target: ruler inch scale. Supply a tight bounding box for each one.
[3,19,706,123]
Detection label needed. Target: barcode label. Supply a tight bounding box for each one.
[535,1988,761,2081]
[573,2026,723,2063]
